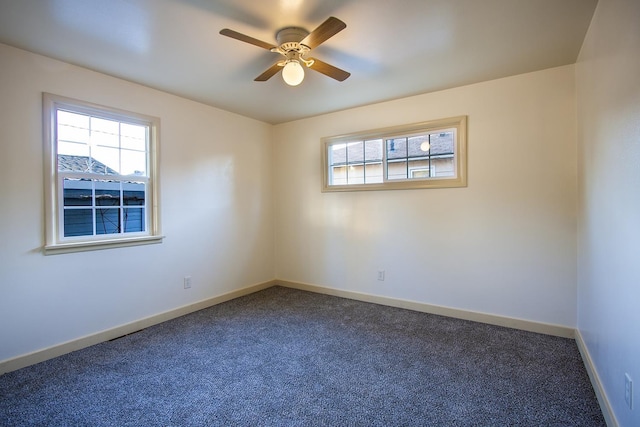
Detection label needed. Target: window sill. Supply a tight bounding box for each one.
[44,235,164,255]
[322,176,467,192]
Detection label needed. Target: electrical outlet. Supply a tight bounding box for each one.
[183,276,192,289]
[377,270,385,281]
[625,373,633,409]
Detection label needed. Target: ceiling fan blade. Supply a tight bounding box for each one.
[308,58,350,81]
[300,17,346,49]
[219,28,277,50]
[255,63,282,81]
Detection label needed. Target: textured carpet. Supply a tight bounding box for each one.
[0,286,605,426]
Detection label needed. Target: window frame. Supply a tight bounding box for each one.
[43,93,162,254]
[321,116,467,192]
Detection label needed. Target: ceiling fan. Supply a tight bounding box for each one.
[220,16,350,86]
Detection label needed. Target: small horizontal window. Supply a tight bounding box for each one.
[322,116,467,191]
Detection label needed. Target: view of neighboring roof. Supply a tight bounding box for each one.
[330,132,454,165]
[57,155,118,175]
[388,133,454,159]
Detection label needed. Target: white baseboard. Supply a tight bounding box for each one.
[0,280,277,375]
[276,280,575,338]
[1,279,575,375]
[3,278,611,424]
[575,330,618,427]
[0,278,579,373]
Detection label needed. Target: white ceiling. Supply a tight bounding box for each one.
[0,0,598,124]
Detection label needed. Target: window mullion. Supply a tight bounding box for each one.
[383,139,388,183]
[404,138,408,179]
[362,141,367,184]
[119,181,124,234]
[345,143,349,184]
[91,180,97,237]
[57,174,65,241]
[428,134,432,177]
[118,122,122,180]
[117,121,123,234]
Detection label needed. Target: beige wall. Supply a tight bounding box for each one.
[7,24,632,419]
[0,39,582,375]
[274,65,578,327]
[576,0,640,425]
[0,43,275,363]
[3,5,638,419]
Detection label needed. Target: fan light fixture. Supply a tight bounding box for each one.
[282,60,304,86]
[219,17,350,86]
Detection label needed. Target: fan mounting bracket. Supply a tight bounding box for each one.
[271,27,312,61]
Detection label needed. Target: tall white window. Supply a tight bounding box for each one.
[322,116,467,192]
[43,93,161,254]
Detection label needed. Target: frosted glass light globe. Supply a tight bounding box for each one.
[282,61,304,86]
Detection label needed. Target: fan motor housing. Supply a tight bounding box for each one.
[276,27,309,46]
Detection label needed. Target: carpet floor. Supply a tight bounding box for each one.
[0,286,605,426]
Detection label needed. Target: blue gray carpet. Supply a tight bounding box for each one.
[0,286,605,426]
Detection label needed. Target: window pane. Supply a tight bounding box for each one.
[408,135,430,157]
[387,160,408,180]
[121,149,146,176]
[58,142,90,161]
[347,141,364,164]
[58,152,94,172]
[124,207,145,232]
[95,180,121,206]
[63,178,92,206]
[57,111,89,144]
[329,144,346,167]
[91,146,120,174]
[58,124,89,144]
[365,139,383,162]
[123,182,145,205]
[96,208,121,235]
[347,164,364,185]
[408,159,431,179]
[331,165,347,185]
[432,157,455,177]
[363,139,383,184]
[96,191,120,206]
[430,131,455,155]
[387,138,407,160]
[121,123,147,151]
[90,119,119,148]
[64,209,93,237]
[58,110,88,126]
[364,162,383,183]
